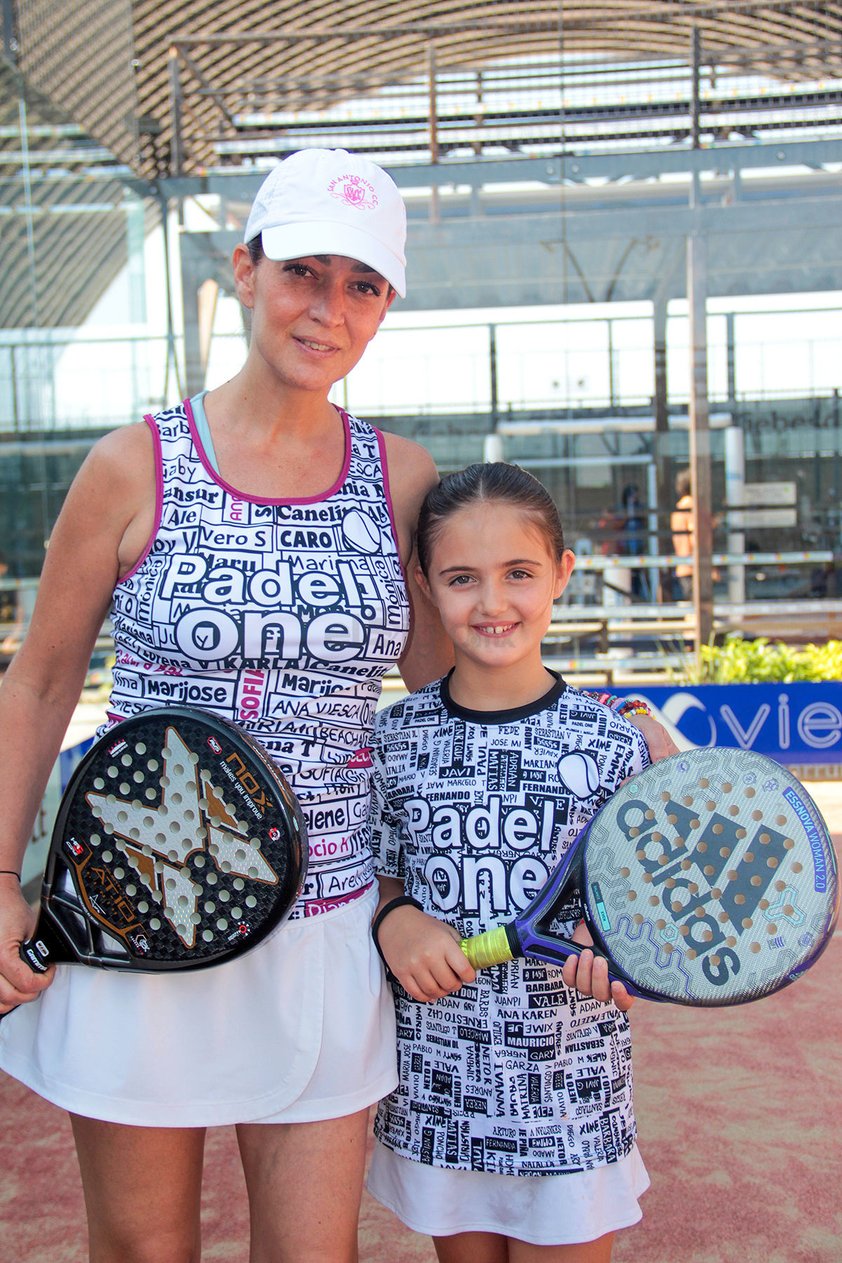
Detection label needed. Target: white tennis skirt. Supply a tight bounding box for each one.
[0,883,397,1127]
[366,1140,650,1246]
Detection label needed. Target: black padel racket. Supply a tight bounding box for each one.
[461,747,838,1007]
[21,707,307,973]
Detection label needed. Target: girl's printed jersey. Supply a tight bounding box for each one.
[370,675,650,1177]
[106,400,410,918]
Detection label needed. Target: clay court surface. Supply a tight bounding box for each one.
[2,778,840,1263]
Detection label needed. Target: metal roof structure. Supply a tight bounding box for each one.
[1,1,842,329]
[6,1,842,179]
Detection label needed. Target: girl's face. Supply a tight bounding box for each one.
[417,501,574,684]
[232,249,395,394]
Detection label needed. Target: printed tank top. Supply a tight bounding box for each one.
[106,399,411,918]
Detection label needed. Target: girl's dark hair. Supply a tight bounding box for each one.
[416,462,566,575]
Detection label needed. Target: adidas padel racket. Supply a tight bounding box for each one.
[20,706,307,974]
[461,747,838,1007]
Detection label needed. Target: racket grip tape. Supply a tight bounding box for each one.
[19,936,51,974]
[460,925,515,969]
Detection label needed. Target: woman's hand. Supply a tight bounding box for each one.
[0,876,54,1014]
[627,712,679,762]
[377,903,476,1003]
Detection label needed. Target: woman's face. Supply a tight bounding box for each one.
[233,248,395,394]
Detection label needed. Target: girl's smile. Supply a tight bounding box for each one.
[418,500,575,709]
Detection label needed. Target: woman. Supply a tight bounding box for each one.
[0,148,451,1263]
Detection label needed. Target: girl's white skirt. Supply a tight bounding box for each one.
[366,1139,649,1246]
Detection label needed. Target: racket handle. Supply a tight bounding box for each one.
[19,935,52,974]
[461,926,515,969]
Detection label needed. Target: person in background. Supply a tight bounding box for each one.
[670,467,694,601]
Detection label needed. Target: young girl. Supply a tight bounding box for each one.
[367,462,651,1263]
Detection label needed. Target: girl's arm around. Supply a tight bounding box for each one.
[0,424,155,1012]
[373,876,476,1003]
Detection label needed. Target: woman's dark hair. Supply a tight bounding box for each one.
[416,462,566,576]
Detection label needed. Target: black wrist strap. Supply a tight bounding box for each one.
[371,895,423,980]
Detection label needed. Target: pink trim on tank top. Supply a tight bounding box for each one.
[183,396,353,506]
[373,426,407,583]
[114,414,164,587]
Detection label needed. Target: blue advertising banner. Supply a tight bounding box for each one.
[611,682,842,766]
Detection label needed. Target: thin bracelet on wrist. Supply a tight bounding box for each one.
[371,895,423,980]
[0,869,21,880]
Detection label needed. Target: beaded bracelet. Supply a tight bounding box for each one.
[588,691,652,719]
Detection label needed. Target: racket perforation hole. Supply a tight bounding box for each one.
[791,861,803,873]
[750,941,761,953]
[745,787,756,798]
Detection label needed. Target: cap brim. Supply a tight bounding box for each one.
[258,220,406,297]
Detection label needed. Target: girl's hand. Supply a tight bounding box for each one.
[560,919,637,1013]
[377,904,476,1003]
[0,877,54,1013]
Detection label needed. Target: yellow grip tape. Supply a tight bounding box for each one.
[460,925,514,969]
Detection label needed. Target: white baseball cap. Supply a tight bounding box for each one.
[243,148,407,297]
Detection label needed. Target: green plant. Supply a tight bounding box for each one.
[669,636,842,684]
